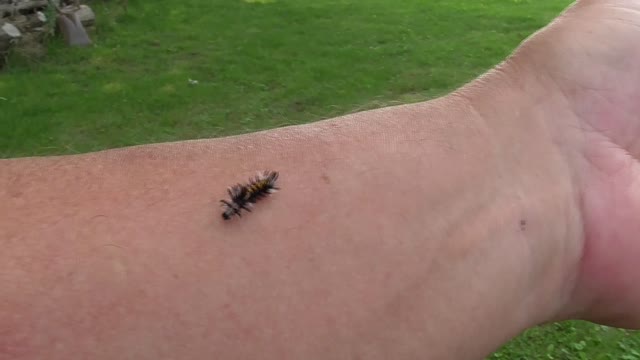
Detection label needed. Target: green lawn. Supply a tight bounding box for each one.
[2,0,567,157]
[1,0,639,358]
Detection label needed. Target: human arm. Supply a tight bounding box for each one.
[2,0,640,359]
[0,77,582,360]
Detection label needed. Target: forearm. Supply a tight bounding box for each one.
[1,78,582,359]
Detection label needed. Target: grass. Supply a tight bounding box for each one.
[491,321,640,360]
[3,0,566,157]
[1,0,639,358]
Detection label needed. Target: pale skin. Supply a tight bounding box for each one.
[1,0,639,358]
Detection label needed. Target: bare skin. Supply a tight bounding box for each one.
[515,0,640,327]
[0,1,638,359]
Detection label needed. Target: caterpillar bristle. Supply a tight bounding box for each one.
[220,170,280,220]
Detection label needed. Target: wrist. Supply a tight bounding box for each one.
[452,62,586,326]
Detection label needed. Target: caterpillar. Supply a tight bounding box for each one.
[220,170,279,220]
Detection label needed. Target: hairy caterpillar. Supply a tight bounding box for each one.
[220,170,279,220]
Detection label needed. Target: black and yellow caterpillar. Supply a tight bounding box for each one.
[220,170,279,220]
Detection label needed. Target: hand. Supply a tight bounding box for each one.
[515,0,640,328]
